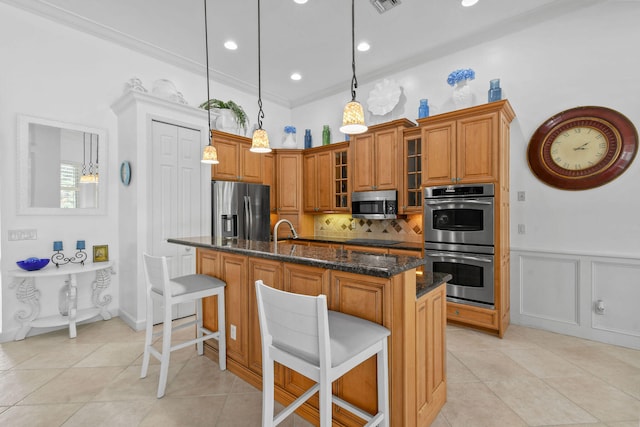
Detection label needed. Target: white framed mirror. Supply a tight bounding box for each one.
[17,115,107,215]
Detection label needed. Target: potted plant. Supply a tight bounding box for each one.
[199,99,249,135]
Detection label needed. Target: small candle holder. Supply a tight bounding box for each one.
[51,240,87,267]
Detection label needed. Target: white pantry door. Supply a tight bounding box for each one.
[151,120,202,322]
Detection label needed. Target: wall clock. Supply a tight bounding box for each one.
[120,161,131,186]
[527,106,637,190]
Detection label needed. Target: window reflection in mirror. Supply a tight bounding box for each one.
[18,115,107,215]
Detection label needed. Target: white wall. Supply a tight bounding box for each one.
[293,1,640,347]
[0,3,290,340]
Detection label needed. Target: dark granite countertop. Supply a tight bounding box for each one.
[168,236,425,279]
[417,272,451,299]
[294,235,424,252]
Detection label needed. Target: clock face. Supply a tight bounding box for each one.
[549,126,609,172]
[527,106,637,190]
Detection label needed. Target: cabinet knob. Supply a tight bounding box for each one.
[455,310,460,315]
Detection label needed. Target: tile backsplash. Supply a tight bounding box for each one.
[314,214,423,243]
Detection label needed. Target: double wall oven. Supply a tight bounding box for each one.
[424,183,495,308]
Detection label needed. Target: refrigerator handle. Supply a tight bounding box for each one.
[244,196,252,240]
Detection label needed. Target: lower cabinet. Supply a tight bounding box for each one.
[416,284,447,426]
[199,248,445,427]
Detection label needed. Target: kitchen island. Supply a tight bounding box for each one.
[169,236,449,427]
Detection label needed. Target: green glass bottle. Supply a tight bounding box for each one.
[322,125,331,145]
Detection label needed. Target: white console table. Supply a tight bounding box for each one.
[9,261,114,340]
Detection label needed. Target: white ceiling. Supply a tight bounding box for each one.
[5,0,603,107]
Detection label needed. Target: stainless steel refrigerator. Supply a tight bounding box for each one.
[211,180,270,242]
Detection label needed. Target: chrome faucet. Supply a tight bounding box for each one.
[273,219,298,246]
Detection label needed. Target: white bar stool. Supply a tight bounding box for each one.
[255,280,390,427]
[140,253,226,398]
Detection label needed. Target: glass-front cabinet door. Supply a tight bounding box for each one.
[333,145,349,211]
[402,129,422,213]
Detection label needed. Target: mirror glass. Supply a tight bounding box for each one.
[17,115,107,215]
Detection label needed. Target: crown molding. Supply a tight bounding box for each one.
[1,0,291,108]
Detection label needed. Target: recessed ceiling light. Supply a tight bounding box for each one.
[224,40,238,50]
[294,0,308,4]
[357,42,370,52]
[461,0,478,7]
[290,72,302,81]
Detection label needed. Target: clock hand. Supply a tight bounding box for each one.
[574,141,590,151]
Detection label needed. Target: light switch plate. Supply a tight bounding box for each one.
[8,229,38,241]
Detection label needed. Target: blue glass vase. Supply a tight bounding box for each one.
[418,99,429,118]
[304,129,312,149]
[488,79,502,102]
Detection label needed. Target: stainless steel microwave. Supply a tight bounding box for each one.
[351,190,397,219]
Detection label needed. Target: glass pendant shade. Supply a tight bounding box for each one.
[339,100,368,134]
[80,174,98,184]
[250,128,272,153]
[201,144,219,164]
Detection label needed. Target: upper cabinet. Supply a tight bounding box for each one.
[400,128,422,214]
[211,130,262,183]
[350,119,415,192]
[262,152,276,213]
[419,100,515,186]
[303,142,349,213]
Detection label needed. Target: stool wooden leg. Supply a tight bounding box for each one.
[217,291,226,370]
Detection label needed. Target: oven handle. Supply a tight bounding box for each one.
[425,199,493,205]
[426,252,493,263]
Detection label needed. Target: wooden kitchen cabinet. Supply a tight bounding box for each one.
[211,130,262,183]
[351,119,415,192]
[415,283,446,426]
[281,264,330,409]
[303,142,350,213]
[418,100,515,337]
[275,150,312,238]
[329,271,389,425]
[419,101,514,186]
[276,150,302,212]
[262,152,276,213]
[401,127,423,214]
[247,258,283,381]
[195,246,444,426]
[303,149,332,212]
[220,253,249,365]
[342,244,389,255]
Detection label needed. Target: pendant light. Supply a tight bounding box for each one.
[201,0,219,164]
[250,0,271,153]
[339,0,368,135]
[80,133,99,184]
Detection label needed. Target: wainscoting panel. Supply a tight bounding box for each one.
[511,249,640,350]
[519,254,579,325]
[592,260,640,337]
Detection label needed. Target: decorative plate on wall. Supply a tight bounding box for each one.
[367,78,402,116]
[527,106,637,190]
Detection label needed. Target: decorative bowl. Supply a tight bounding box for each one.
[16,257,50,271]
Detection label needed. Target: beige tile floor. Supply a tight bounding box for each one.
[0,317,638,427]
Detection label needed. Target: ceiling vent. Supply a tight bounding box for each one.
[370,0,401,14]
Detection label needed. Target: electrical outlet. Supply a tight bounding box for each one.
[8,229,38,241]
[517,191,526,202]
[517,224,526,234]
[230,324,237,340]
